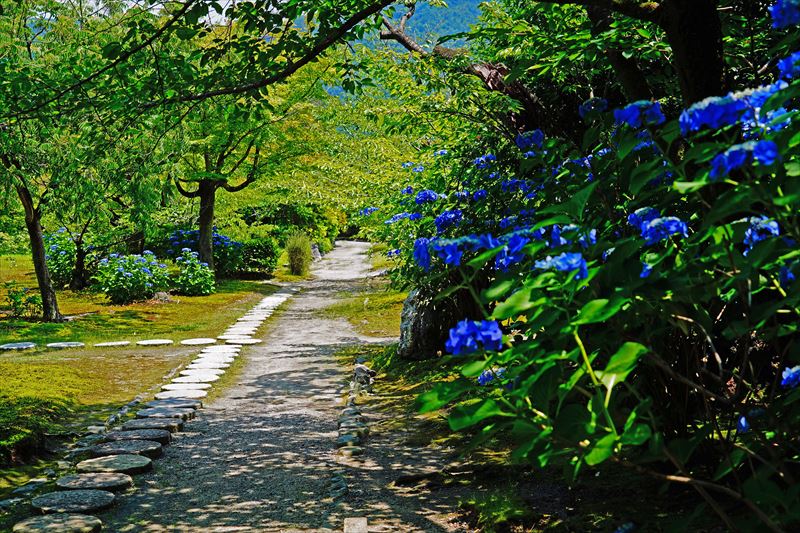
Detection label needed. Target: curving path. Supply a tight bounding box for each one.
[103,241,438,532]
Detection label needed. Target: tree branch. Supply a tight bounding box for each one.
[222,146,260,193]
[174,177,201,198]
[535,0,663,24]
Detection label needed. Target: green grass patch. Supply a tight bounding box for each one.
[271,249,312,282]
[322,281,405,338]
[0,397,71,464]
[368,242,395,271]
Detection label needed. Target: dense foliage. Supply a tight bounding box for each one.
[286,233,313,276]
[173,249,216,296]
[94,252,170,304]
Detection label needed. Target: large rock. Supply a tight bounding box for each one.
[31,489,115,514]
[397,287,483,360]
[13,514,102,533]
[56,473,133,492]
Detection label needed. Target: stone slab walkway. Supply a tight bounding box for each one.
[103,241,420,532]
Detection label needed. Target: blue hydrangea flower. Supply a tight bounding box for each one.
[614,101,666,128]
[401,186,414,194]
[434,149,449,156]
[473,189,487,201]
[413,238,432,271]
[386,248,401,258]
[402,162,414,168]
[435,210,463,234]
[743,216,780,255]
[495,234,529,272]
[709,140,780,179]
[432,241,463,266]
[780,263,796,287]
[640,262,653,278]
[454,191,469,201]
[477,367,506,386]
[474,154,497,169]
[778,50,800,79]
[516,129,545,151]
[627,207,661,233]
[641,217,689,245]
[385,212,414,225]
[181,247,192,252]
[742,108,792,140]
[679,95,748,135]
[770,0,800,28]
[736,415,750,433]
[445,319,504,355]
[579,97,608,119]
[415,190,439,204]
[359,207,379,216]
[535,252,588,280]
[781,365,800,388]
[409,213,422,221]
[412,165,425,173]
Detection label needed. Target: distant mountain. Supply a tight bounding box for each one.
[391,0,482,42]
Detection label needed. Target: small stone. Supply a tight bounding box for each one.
[154,389,207,400]
[172,375,220,384]
[226,338,261,345]
[136,407,195,420]
[340,427,368,439]
[56,473,133,492]
[76,455,152,475]
[85,426,106,434]
[343,517,368,533]
[179,368,224,377]
[103,429,172,445]
[338,446,364,457]
[46,342,85,349]
[180,338,217,346]
[0,342,36,351]
[13,514,102,533]
[93,341,130,347]
[31,489,115,514]
[339,415,366,426]
[341,408,361,417]
[0,497,24,510]
[145,398,202,409]
[186,362,229,370]
[161,382,213,391]
[12,478,47,495]
[121,418,184,432]
[89,439,163,459]
[135,339,173,346]
[337,434,362,447]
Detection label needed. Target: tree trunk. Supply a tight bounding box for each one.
[659,0,725,104]
[197,179,216,272]
[16,185,63,322]
[69,240,89,291]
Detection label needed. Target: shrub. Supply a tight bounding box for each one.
[94,251,170,304]
[161,228,244,276]
[173,249,216,295]
[0,396,70,464]
[44,228,75,288]
[241,237,280,274]
[3,282,42,318]
[286,232,312,276]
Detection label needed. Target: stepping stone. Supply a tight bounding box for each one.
[218,334,252,340]
[13,514,102,532]
[0,342,36,351]
[226,338,261,345]
[180,338,217,346]
[93,340,130,347]
[56,473,133,492]
[201,347,240,354]
[31,489,115,514]
[136,339,173,346]
[343,517,369,533]
[154,390,207,400]
[338,446,364,457]
[191,358,233,366]
[337,434,362,447]
[172,375,220,384]
[179,368,223,377]
[90,440,163,459]
[341,408,361,417]
[162,382,213,391]
[145,398,201,410]
[46,342,85,349]
[187,362,229,370]
[136,407,195,420]
[76,455,152,475]
[122,417,184,432]
[104,429,172,445]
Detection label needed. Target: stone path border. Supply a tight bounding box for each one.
[9,288,295,532]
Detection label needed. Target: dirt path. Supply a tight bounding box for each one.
[103,241,459,532]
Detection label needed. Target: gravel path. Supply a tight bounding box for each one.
[103,241,430,532]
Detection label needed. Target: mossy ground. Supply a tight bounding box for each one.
[322,278,405,338]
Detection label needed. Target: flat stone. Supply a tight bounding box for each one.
[13,514,102,533]
[154,389,207,400]
[341,408,361,417]
[337,434,362,447]
[146,398,201,409]
[180,338,217,346]
[186,362,230,370]
[56,473,133,492]
[0,342,36,351]
[226,338,261,345]
[339,415,366,426]
[162,382,213,391]
[31,489,115,514]
[136,407,195,420]
[135,339,173,346]
[338,446,364,457]
[76,454,152,475]
[172,375,220,384]
[217,334,252,340]
[93,341,130,347]
[121,417,184,432]
[89,440,163,459]
[179,368,224,377]
[202,345,241,352]
[103,429,172,445]
[46,342,85,349]
[343,517,369,533]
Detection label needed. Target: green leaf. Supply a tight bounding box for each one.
[415,381,469,413]
[621,423,652,446]
[537,181,599,221]
[573,296,629,325]
[584,433,616,465]
[596,342,648,390]
[449,399,513,431]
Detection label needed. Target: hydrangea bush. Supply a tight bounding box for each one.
[162,228,243,276]
[173,249,216,296]
[94,251,169,304]
[43,228,76,288]
[371,11,800,528]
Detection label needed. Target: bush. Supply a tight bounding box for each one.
[0,396,70,464]
[161,228,244,276]
[3,282,42,318]
[241,237,280,274]
[94,251,170,304]
[173,249,216,295]
[286,233,312,276]
[44,228,75,288]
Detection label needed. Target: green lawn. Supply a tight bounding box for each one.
[323,279,405,338]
